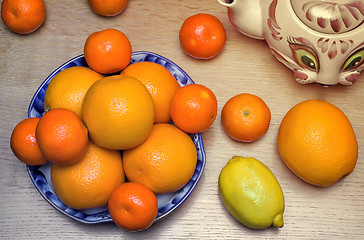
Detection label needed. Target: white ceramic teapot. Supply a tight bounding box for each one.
[218,0,364,86]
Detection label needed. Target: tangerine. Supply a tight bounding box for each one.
[221,93,271,142]
[10,118,47,165]
[1,0,46,34]
[84,29,132,74]
[87,0,128,17]
[108,182,158,232]
[179,13,226,59]
[36,109,89,166]
[170,84,217,133]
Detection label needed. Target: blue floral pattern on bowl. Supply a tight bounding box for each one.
[27,51,206,224]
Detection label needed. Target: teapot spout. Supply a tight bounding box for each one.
[217,0,235,7]
[217,0,264,40]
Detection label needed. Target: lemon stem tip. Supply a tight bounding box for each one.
[273,213,284,228]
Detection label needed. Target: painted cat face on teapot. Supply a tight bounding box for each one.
[218,0,364,86]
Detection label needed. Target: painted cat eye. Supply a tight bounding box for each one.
[342,49,364,71]
[289,43,319,72]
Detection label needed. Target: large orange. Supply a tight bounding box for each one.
[10,117,47,165]
[170,84,217,133]
[120,61,180,123]
[51,141,125,209]
[179,13,226,59]
[84,28,132,74]
[221,93,271,142]
[36,109,89,166]
[108,182,158,232]
[1,0,46,34]
[123,123,197,194]
[278,99,358,186]
[81,75,154,150]
[87,0,128,17]
[44,66,103,118]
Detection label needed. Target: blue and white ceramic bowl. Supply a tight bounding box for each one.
[27,51,206,224]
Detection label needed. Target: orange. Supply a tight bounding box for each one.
[221,93,271,142]
[278,99,358,186]
[123,123,197,194]
[179,13,226,59]
[108,182,158,232]
[170,84,217,133]
[44,66,103,118]
[84,28,132,74]
[1,0,45,34]
[81,75,154,150]
[10,118,47,165]
[51,141,125,209]
[120,61,180,123]
[36,109,89,166]
[87,0,128,17]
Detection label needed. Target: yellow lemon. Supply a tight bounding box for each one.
[218,156,284,229]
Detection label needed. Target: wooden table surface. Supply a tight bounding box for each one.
[1,1,363,239]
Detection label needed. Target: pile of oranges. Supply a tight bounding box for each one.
[10,28,223,232]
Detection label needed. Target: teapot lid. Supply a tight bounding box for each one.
[291,0,364,34]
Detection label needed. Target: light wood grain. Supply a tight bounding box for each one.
[1,1,363,239]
